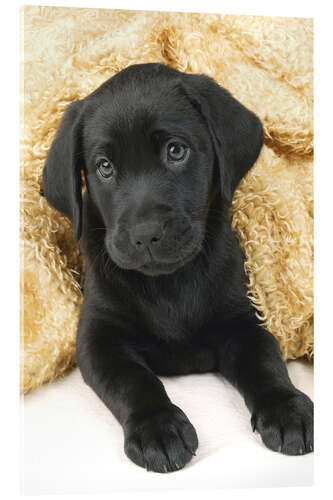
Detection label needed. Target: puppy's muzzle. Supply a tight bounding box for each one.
[106,215,201,276]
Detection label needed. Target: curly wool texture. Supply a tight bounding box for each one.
[21,6,313,394]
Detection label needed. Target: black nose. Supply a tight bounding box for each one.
[130,221,165,250]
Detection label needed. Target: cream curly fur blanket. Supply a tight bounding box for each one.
[21,6,313,394]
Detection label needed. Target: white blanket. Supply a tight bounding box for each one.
[22,360,313,495]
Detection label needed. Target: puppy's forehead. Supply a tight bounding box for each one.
[84,76,200,141]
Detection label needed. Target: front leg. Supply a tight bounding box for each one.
[216,318,313,455]
[76,312,198,472]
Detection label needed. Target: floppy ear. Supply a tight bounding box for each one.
[42,100,84,242]
[180,73,263,204]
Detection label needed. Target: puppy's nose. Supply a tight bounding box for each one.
[130,221,165,250]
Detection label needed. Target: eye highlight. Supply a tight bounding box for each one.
[96,158,115,180]
[166,141,190,164]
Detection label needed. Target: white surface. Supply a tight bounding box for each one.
[22,360,313,495]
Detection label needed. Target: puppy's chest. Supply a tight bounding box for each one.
[139,279,216,341]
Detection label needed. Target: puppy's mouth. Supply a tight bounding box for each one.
[137,246,201,276]
[110,242,202,276]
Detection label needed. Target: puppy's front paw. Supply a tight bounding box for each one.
[124,404,198,473]
[251,390,313,455]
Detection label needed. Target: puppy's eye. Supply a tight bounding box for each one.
[96,158,115,180]
[167,142,189,163]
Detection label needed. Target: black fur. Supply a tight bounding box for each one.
[43,63,313,473]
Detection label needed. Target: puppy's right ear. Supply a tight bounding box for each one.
[42,100,84,242]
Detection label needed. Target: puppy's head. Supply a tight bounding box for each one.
[43,63,263,276]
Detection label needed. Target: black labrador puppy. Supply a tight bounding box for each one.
[43,63,313,473]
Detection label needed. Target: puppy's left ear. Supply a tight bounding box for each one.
[42,100,84,242]
[180,73,263,204]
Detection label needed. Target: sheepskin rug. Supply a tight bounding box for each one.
[21,6,313,394]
